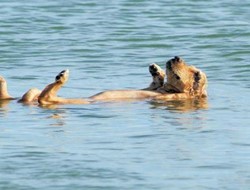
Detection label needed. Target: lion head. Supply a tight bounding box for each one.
[164,56,207,98]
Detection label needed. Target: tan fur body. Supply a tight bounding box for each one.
[0,56,208,105]
[18,88,41,103]
[0,76,42,102]
[90,90,190,101]
[37,57,207,105]
[0,76,14,100]
[90,57,207,101]
[38,70,89,105]
[38,82,89,105]
[37,65,166,105]
[90,90,161,101]
[143,63,165,90]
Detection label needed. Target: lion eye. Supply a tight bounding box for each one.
[175,74,180,80]
[194,72,201,81]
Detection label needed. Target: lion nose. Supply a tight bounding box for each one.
[150,64,155,69]
[174,56,180,62]
[149,64,157,72]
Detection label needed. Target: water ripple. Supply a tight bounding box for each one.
[1,1,250,190]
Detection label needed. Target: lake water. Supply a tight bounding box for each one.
[0,0,250,189]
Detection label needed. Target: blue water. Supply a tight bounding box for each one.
[1,1,250,189]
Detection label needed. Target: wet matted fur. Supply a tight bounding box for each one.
[37,56,208,105]
[144,63,165,90]
[158,56,207,98]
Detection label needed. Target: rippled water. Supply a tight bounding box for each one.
[1,1,250,189]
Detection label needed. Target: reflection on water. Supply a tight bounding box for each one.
[0,100,12,117]
[47,113,66,126]
[0,100,11,109]
[149,98,209,113]
[39,104,60,110]
[47,113,64,119]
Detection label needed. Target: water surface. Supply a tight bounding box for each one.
[0,1,250,189]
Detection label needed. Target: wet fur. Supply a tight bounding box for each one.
[38,57,207,105]
[1,57,208,105]
[0,76,14,100]
[38,70,89,105]
[143,63,165,90]
[0,76,41,102]
[18,88,41,103]
[158,56,207,98]
[91,57,207,101]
